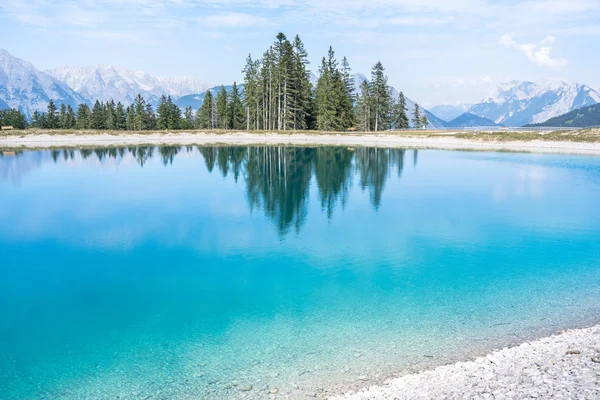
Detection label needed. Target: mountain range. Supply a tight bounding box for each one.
[527,103,600,128]
[431,80,600,127]
[0,49,87,117]
[47,65,209,107]
[1,48,599,128]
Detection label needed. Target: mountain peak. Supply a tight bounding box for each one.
[472,80,600,126]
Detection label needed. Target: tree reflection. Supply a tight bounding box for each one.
[245,147,314,236]
[313,147,353,219]
[40,144,413,236]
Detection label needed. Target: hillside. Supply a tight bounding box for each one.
[528,104,600,128]
[446,112,498,128]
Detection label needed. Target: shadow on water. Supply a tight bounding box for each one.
[1,145,413,235]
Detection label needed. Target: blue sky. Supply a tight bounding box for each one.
[1,0,599,106]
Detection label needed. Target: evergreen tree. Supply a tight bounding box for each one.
[183,106,194,129]
[393,92,409,129]
[370,61,391,132]
[58,103,68,129]
[315,47,353,131]
[242,54,260,130]
[420,114,429,129]
[315,49,339,131]
[105,100,116,130]
[31,111,42,128]
[126,104,135,130]
[115,102,126,130]
[65,105,76,129]
[339,56,355,129]
[356,80,372,131]
[90,100,106,129]
[412,103,422,129]
[216,86,229,129]
[38,113,48,129]
[146,103,156,130]
[228,81,245,130]
[0,108,28,129]
[196,90,214,129]
[157,95,171,130]
[291,35,312,130]
[133,94,147,130]
[76,103,91,129]
[46,99,58,129]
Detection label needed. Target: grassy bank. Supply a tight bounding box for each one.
[2,128,600,142]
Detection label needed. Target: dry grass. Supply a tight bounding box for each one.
[2,128,600,143]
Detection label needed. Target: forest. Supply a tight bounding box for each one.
[1,33,429,132]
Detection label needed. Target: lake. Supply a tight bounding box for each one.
[1,145,600,399]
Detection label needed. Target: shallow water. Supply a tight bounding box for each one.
[1,146,600,400]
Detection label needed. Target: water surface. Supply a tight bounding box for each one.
[1,146,600,399]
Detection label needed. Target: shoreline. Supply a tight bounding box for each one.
[330,324,600,399]
[1,131,600,155]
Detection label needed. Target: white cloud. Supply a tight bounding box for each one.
[499,34,567,69]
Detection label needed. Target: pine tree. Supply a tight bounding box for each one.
[133,94,147,130]
[228,81,245,130]
[58,103,67,129]
[168,96,181,129]
[31,111,42,128]
[126,104,135,130]
[146,103,156,130]
[420,114,429,129]
[183,106,194,129]
[156,95,171,130]
[370,61,391,132]
[242,54,260,130]
[46,99,58,129]
[196,90,214,129]
[291,35,312,130]
[339,56,355,129]
[65,105,76,129]
[76,103,91,129]
[105,100,116,130]
[356,80,372,131]
[393,92,409,129]
[115,102,126,130]
[216,86,229,129]
[412,103,422,129]
[90,100,106,129]
[0,108,28,129]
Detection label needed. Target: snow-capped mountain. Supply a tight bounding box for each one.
[468,80,600,126]
[352,73,446,128]
[48,65,210,106]
[0,49,87,117]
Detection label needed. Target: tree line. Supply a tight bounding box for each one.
[3,32,429,132]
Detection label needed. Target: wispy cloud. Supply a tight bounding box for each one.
[499,34,567,69]
[194,12,268,28]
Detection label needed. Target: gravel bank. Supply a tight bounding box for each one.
[331,325,600,400]
[2,132,600,155]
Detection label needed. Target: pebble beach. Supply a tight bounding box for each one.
[331,325,600,400]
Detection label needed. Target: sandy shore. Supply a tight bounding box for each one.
[2,132,600,155]
[330,325,600,400]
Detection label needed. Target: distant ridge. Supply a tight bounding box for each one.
[527,103,600,128]
[445,112,498,128]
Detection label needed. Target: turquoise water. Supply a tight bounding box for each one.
[1,146,600,400]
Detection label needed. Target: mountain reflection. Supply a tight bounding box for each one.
[2,145,414,235]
